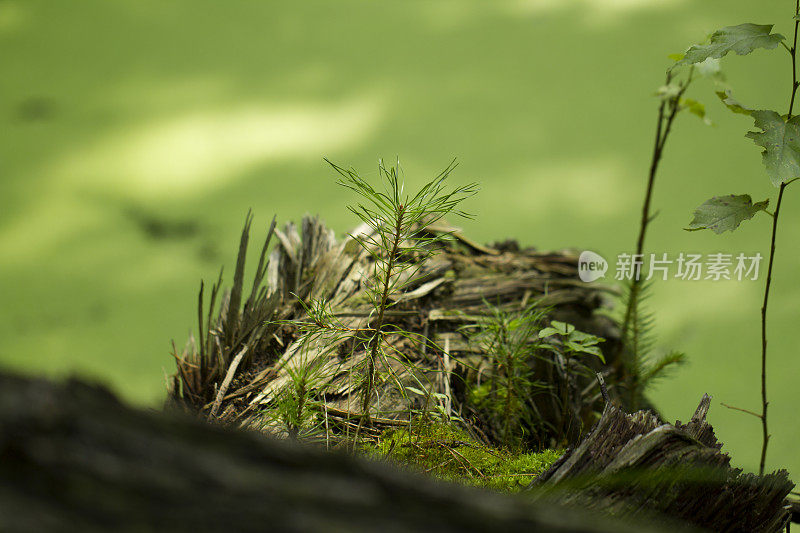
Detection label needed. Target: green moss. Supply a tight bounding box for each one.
[364,420,562,492]
[467,382,492,406]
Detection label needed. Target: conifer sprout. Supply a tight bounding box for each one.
[326,158,478,423]
[462,302,552,448]
[260,324,338,441]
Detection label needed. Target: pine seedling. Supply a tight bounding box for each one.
[465,302,551,448]
[269,355,327,440]
[327,158,478,422]
[262,326,341,441]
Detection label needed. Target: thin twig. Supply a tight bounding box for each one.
[322,405,408,427]
[721,402,762,419]
[422,460,455,474]
[443,445,483,479]
[441,336,453,419]
[482,472,542,479]
[323,393,331,451]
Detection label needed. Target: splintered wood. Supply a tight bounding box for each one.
[533,394,794,532]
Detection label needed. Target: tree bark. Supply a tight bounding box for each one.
[0,371,677,533]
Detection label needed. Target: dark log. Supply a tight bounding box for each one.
[0,371,680,533]
[532,393,794,533]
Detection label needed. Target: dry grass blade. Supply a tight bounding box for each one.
[208,346,249,419]
[225,210,253,352]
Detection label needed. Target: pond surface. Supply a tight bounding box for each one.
[2,0,798,479]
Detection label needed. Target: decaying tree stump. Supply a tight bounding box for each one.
[532,388,794,532]
[170,214,624,447]
[163,213,795,531]
[0,371,679,533]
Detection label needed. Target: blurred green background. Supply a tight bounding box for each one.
[2,0,798,478]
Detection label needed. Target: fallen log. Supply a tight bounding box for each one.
[0,371,677,533]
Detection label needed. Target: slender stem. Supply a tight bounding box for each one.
[619,69,692,406]
[290,380,306,440]
[362,206,405,419]
[657,70,694,155]
[790,5,799,118]
[721,402,762,419]
[559,351,572,444]
[758,0,799,476]
[620,81,666,355]
[760,182,785,475]
[504,353,513,445]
